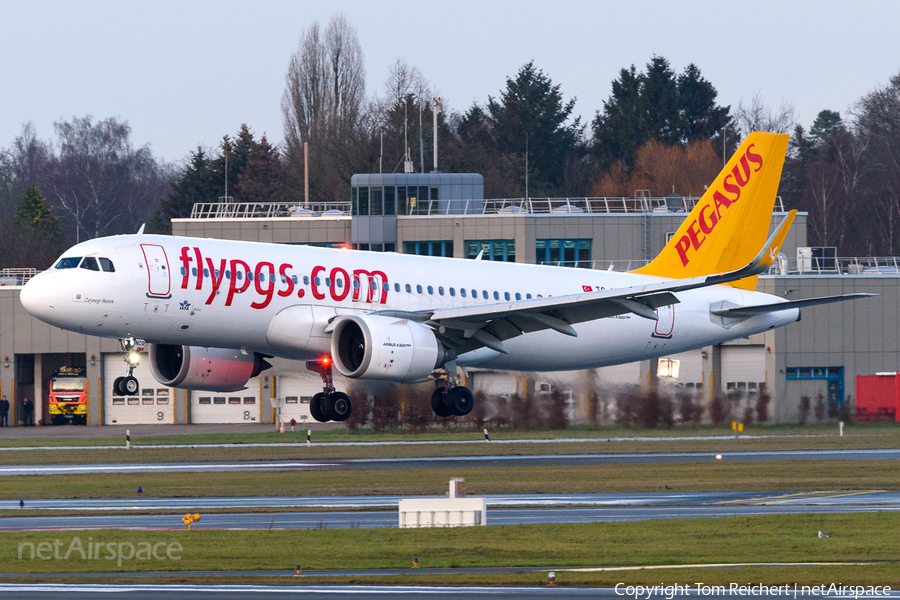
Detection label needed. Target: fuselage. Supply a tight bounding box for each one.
[20,234,799,373]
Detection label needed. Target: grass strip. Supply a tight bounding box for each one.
[1,565,899,587]
[1,459,899,499]
[1,432,899,466]
[1,513,898,577]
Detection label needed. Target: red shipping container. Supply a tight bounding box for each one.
[855,373,900,421]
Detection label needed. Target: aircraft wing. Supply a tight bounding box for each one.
[373,214,800,355]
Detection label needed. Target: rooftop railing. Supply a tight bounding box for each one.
[542,256,900,276]
[187,196,787,219]
[190,202,351,219]
[0,268,37,286]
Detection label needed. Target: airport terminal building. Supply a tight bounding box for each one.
[1,171,897,427]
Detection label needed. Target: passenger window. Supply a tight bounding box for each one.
[427,285,433,294]
[383,282,389,291]
[270,273,276,282]
[191,267,198,276]
[303,276,309,285]
[405,283,412,293]
[438,286,444,296]
[493,291,499,300]
[461,288,467,298]
[482,290,488,299]
[203,268,209,277]
[504,292,510,301]
[237,271,243,280]
[417,285,423,294]
[371,281,377,291]
[54,257,82,269]
[449,288,456,297]
[180,267,187,276]
[515,293,521,300]
[99,258,115,272]
[248,272,254,281]
[336,278,343,288]
[527,293,532,299]
[472,289,477,298]
[80,257,100,271]
[226,271,231,279]
[292,275,298,284]
[394,283,400,292]
[314,277,321,286]
[215,269,221,278]
[325,278,331,287]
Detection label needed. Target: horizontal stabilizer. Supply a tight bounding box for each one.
[710,293,876,318]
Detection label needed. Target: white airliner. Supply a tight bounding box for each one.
[19,133,871,422]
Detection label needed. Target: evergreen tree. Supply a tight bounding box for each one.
[0,186,63,268]
[483,61,584,194]
[592,58,730,171]
[148,147,218,233]
[235,136,288,203]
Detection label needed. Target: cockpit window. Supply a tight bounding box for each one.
[80,257,100,271]
[55,257,82,269]
[98,258,115,272]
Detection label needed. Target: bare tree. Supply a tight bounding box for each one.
[733,92,796,136]
[45,116,169,242]
[281,13,366,202]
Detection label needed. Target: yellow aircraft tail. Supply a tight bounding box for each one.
[633,132,790,290]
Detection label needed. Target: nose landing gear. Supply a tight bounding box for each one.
[305,358,352,423]
[113,338,144,397]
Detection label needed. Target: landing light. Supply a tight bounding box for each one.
[127,352,141,366]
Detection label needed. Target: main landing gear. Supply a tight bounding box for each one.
[113,337,143,397]
[431,361,474,418]
[305,358,352,423]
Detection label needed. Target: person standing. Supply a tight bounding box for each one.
[22,397,33,427]
[0,396,8,426]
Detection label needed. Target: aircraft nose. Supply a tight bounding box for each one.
[20,273,58,320]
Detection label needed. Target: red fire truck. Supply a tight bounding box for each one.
[48,367,88,425]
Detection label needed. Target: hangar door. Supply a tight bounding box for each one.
[721,345,766,396]
[275,375,320,425]
[190,377,262,424]
[103,354,175,425]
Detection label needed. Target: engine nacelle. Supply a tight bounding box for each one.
[331,315,445,382]
[148,344,270,392]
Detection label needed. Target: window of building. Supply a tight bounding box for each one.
[384,186,396,216]
[351,187,358,216]
[465,240,515,262]
[404,241,454,257]
[358,186,369,215]
[536,239,591,267]
[371,188,383,216]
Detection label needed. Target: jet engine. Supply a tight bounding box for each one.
[330,315,445,382]
[148,344,270,392]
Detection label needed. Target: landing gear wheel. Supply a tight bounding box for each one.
[329,392,352,422]
[448,386,474,416]
[309,392,328,422]
[320,394,337,422]
[431,387,453,418]
[113,377,125,396]
[122,376,139,396]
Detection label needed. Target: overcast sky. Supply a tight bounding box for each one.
[2,0,898,165]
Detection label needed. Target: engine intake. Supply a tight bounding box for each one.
[148,344,270,392]
[330,315,444,382]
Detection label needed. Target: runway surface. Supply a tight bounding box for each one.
[3,448,900,475]
[3,490,898,511]
[2,490,897,530]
